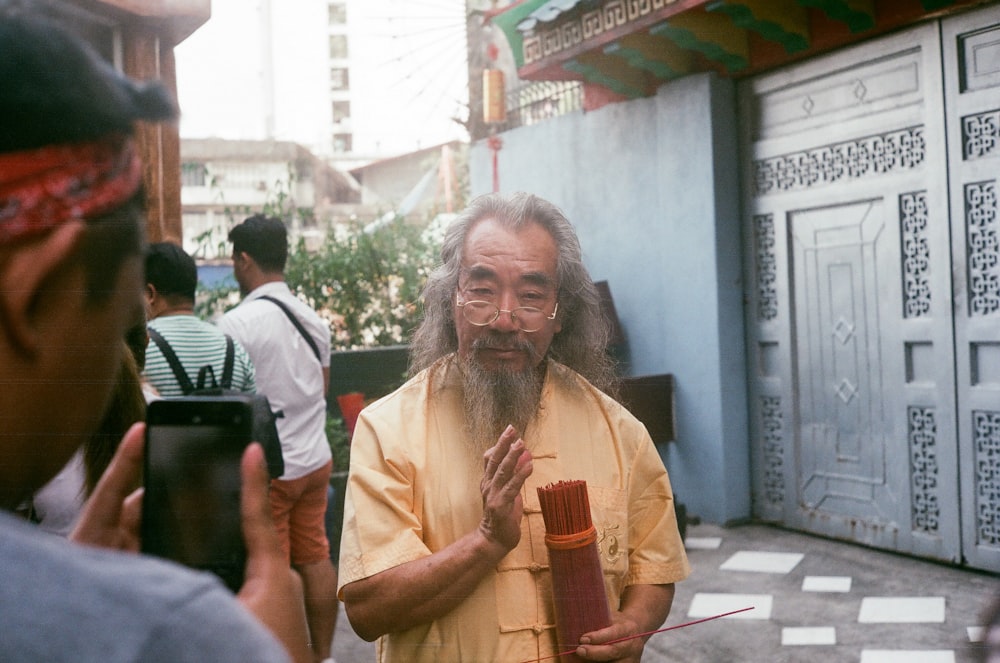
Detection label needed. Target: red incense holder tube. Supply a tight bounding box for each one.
[538,480,611,661]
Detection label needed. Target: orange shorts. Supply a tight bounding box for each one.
[269,460,332,566]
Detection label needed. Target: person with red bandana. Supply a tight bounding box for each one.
[0,9,310,662]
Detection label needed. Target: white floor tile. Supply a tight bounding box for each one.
[967,626,985,642]
[685,536,723,550]
[720,551,804,574]
[688,593,772,620]
[859,650,955,663]
[781,626,836,646]
[802,575,852,593]
[858,597,946,623]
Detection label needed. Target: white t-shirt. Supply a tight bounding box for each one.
[218,282,331,479]
[30,450,85,537]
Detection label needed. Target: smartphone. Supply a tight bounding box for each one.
[142,396,253,592]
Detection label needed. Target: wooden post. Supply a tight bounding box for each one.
[121,23,183,244]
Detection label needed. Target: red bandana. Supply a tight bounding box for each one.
[0,134,142,244]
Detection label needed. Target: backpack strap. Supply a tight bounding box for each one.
[147,326,195,395]
[195,364,219,391]
[194,336,235,391]
[257,295,322,364]
[221,334,235,389]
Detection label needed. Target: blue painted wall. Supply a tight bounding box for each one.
[470,73,751,525]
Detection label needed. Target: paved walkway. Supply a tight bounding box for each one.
[645,523,997,662]
[330,522,1000,662]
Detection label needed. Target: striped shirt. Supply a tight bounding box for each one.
[144,315,256,398]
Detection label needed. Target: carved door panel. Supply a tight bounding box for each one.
[942,8,1000,571]
[791,200,895,523]
[741,21,964,563]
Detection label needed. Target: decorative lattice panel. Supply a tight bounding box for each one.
[965,181,999,316]
[753,126,925,195]
[900,191,931,318]
[973,411,1000,547]
[761,396,784,506]
[908,406,940,534]
[754,214,778,321]
[963,109,1000,160]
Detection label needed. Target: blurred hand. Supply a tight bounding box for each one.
[479,425,533,551]
[70,422,144,550]
[73,428,311,662]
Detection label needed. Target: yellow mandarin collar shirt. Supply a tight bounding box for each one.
[339,356,691,663]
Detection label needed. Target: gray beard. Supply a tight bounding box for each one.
[461,339,545,453]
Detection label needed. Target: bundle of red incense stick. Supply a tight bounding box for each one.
[537,480,611,662]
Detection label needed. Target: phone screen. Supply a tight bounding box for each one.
[142,398,252,592]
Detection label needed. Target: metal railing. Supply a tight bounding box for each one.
[486,80,584,134]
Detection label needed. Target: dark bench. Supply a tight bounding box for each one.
[616,373,686,539]
[327,344,410,413]
[617,373,675,444]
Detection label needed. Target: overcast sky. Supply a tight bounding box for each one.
[174,0,469,157]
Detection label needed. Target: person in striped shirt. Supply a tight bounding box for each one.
[143,242,256,397]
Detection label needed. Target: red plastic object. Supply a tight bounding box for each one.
[336,391,365,440]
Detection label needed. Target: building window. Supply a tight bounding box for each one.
[332,101,351,123]
[333,133,352,153]
[329,34,348,59]
[211,163,275,190]
[330,67,350,91]
[181,162,207,186]
[328,3,346,25]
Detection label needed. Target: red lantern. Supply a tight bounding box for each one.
[483,69,506,124]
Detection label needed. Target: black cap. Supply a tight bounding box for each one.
[0,7,177,153]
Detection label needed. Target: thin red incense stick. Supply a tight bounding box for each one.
[537,480,593,534]
[519,606,756,663]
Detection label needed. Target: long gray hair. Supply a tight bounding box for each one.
[409,192,618,392]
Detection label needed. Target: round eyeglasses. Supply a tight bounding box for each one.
[456,299,559,333]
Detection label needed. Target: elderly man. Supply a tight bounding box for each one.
[0,10,308,662]
[338,192,690,662]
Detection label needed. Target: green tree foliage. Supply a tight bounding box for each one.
[193,174,445,351]
[285,216,441,350]
[190,174,451,471]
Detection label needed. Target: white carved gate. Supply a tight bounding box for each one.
[943,9,1000,572]
[740,4,1000,572]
